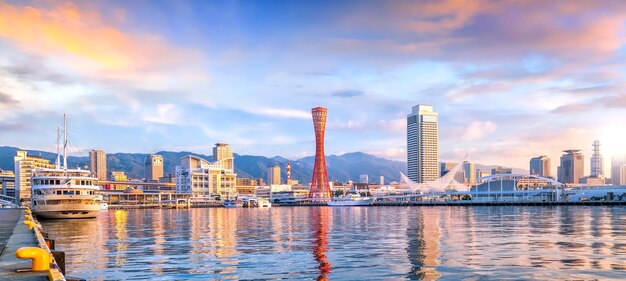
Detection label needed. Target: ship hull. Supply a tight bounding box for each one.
[328,198,375,206]
[33,204,101,219]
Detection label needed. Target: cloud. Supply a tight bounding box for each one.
[142,104,181,125]
[462,121,497,141]
[248,108,311,119]
[0,91,18,105]
[0,2,206,88]
[331,90,364,98]
[327,120,365,130]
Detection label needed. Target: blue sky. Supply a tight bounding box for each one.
[1,0,625,176]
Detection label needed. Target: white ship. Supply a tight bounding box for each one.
[222,199,243,208]
[328,193,376,206]
[30,115,103,219]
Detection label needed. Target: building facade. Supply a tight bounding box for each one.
[407,105,439,183]
[267,165,281,185]
[463,162,476,184]
[529,155,551,178]
[611,155,626,185]
[176,155,237,198]
[145,154,164,181]
[213,143,234,171]
[0,169,15,198]
[558,150,584,184]
[14,150,55,203]
[110,171,128,190]
[89,149,107,180]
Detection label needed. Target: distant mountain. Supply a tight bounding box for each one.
[0,146,526,183]
[0,146,407,183]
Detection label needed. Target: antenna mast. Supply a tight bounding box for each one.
[56,127,61,169]
[63,114,68,169]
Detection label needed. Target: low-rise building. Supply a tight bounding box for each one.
[176,155,236,198]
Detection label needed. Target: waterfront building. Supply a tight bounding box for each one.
[407,105,439,183]
[579,176,606,186]
[558,150,584,184]
[236,178,255,195]
[213,143,234,171]
[14,150,55,203]
[89,149,107,181]
[463,162,476,184]
[267,165,281,185]
[359,174,369,184]
[0,169,15,197]
[529,156,551,178]
[309,107,332,198]
[380,176,384,185]
[591,140,604,178]
[110,171,129,191]
[175,155,237,198]
[611,155,626,185]
[491,166,512,175]
[145,154,164,181]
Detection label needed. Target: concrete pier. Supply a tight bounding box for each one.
[0,209,65,281]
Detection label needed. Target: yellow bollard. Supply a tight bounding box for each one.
[24,215,32,221]
[15,247,51,271]
[22,220,35,230]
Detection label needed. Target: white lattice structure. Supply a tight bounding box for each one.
[399,160,468,193]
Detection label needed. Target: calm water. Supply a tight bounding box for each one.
[40,206,626,280]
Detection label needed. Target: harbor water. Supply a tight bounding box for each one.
[40,206,626,280]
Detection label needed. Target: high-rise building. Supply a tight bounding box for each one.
[590,140,604,178]
[463,161,476,184]
[14,150,55,203]
[309,107,332,198]
[145,154,164,181]
[407,105,439,183]
[558,150,584,184]
[267,165,281,185]
[359,174,369,184]
[379,176,384,185]
[530,155,551,178]
[612,155,626,185]
[213,143,234,171]
[176,155,237,198]
[89,150,107,181]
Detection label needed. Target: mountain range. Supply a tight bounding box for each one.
[0,146,526,183]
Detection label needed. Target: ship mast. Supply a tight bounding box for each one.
[63,114,68,169]
[55,127,61,169]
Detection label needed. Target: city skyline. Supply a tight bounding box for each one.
[1,1,626,177]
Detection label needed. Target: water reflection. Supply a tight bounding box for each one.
[310,207,332,280]
[38,206,626,280]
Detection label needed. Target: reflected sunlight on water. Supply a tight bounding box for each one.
[40,206,626,280]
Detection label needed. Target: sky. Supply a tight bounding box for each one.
[0,0,625,177]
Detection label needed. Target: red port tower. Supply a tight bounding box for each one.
[308,107,332,199]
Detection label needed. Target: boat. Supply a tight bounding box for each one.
[30,115,103,219]
[222,199,243,208]
[328,193,376,206]
[258,197,272,208]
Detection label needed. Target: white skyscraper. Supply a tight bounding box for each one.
[590,140,603,177]
[407,105,439,183]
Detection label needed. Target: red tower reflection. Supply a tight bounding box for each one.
[311,207,332,280]
[309,107,332,199]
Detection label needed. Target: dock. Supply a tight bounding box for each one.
[0,208,65,281]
